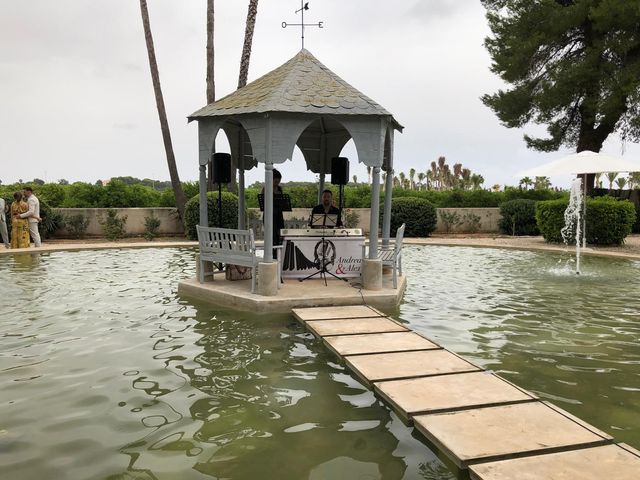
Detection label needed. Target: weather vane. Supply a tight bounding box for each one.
[282,1,323,50]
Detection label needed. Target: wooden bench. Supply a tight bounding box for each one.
[362,223,405,288]
[196,225,281,293]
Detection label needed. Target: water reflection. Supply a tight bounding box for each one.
[119,306,415,479]
[0,248,452,480]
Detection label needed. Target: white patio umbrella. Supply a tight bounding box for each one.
[517,151,640,249]
[517,150,640,177]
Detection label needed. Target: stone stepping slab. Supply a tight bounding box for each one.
[324,331,441,357]
[469,443,640,480]
[375,371,537,424]
[292,305,385,323]
[345,349,481,387]
[413,402,613,468]
[305,317,408,338]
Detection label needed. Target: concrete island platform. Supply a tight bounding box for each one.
[177,274,406,313]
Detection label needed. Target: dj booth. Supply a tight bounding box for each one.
[279,228,365,279]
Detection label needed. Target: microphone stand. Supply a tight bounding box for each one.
[299,214,347,285]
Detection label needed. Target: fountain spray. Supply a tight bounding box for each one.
[561,178,583,275]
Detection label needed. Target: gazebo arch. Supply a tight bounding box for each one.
[189,49,403,294]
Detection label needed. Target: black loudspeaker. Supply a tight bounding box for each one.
[212,152,232,184]
[331,157,349,185]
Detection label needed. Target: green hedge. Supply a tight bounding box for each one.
[183,192,240,240]
[389,197,437,237]
[536,197,636,245]
[499,199,539,236]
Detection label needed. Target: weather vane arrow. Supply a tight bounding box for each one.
[282,1,324,50]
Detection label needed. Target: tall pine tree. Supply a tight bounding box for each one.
[482,0,640,190]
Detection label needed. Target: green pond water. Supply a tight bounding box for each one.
[0,246,638,479]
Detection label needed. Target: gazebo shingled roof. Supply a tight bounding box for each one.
[189,49,402,130]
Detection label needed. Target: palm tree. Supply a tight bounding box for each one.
[409,168,416,190]
[594,172,603,189]
[534,176,551,190]
[453,163,462,188]
[352,174,357,185]
[366,166,372,184]
[519,177,532,190]
[437,156,446,190]
[461,168,471,190]
[492,184,501,192]
[426,170,434,190]
[205,0,216,192]
[206,0,215,103]
[615,177,627,190]
[398,171,406,189]
[139,0,187,219]
[238,0,259,89]
[470,174,484,190]
[430,161,438,190]
[606,172,618,191]
[393,175,400,188]
[628,172,640,189]
[417,172,425,190]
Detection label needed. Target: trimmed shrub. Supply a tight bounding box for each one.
[100,209,127,241]
[144,214,161,241]
[439,210,462,233]
[462,212,482,233]
[499,199,539,236]
[63,213,89,239]
[389,197,437,237]
[536,197,636,245]
[183,192,240,240]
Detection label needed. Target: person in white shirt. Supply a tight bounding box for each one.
[19,187,41,247]
[0,198,9,248]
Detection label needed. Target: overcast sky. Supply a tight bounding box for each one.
[2,0,638,188]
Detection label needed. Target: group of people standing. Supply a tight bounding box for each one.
[0,187,41,249]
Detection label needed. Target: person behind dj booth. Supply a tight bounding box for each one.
[261,168,285,247]
[309,189,343,227]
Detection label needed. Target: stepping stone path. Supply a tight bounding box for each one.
[375,371,536,423]
[470,443,640,480]
[291,305,640,478]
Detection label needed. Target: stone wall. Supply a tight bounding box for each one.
[55,208,184,237]
[435,208,501,234]
[54,206,502,238]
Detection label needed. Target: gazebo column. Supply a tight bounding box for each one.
[199,163,208,227]
[382,129,394,247]
[237,132,246,230]
[382,167,393,247]
[369,166,381,258]
[258,162,278,296]
[263,162,274,260]
[363,165,383,290]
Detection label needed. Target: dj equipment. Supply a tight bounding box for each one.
[280,228,363,237]
[212,152,232,184]
[330,157,349,185]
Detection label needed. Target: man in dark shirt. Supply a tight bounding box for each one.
[310,189,343,227]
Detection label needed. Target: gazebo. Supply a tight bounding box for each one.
[188,49,403,296]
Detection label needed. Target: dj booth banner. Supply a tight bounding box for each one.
[280,236,364,279]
